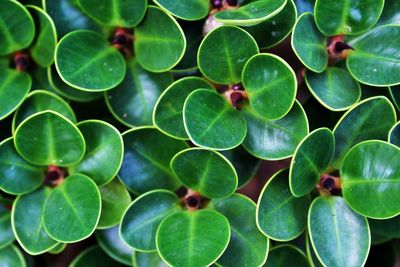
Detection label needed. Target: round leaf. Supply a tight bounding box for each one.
[265,245,310,267]
[153,76,214,140]
[389,85,400,112]
[133,251,168,267]
[341,140,400,219]
[120,190,181,251]
[183,89,247,150]
[243,53,297,120]
[156,209,230,267]
[289,128,335,197]
[55,30,126,91]
[305,67,361,111]
[198,26,259,84]
[376,0,400,26]
[314,0,384,35]
[0,245,26,267]
[0,206,14,249]
[12,188,58,255]
[308,196,370,267]
[171,148,238,198]
[105,59,173,127]
[43,174,101,242]
[48,243,66,255]
[242,101,309,160]
[291,12,327,73]
[119,127,188,194]
[0,0,35,55]
[77,0,147,27]
[153,0,209,21]
[389,121,400,147]
[135,6,186,72]
[347,25,400,86]
[14,110,85,167]
[210,194,269,267]
[257,169,310,241]
[70,246,126,267]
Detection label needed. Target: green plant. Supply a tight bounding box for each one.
[0,0,399,266]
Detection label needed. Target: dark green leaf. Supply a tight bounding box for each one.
[0,245,26,267]
[153,0,209,21]
[375,0,400,26]
[70,246,126,267]
[133,251,168,267]
[264,245,310,267]
[0,205,14,249]
[48,243,66,254]
[389,85,400,112]
[389,121,400,147]
[369,216,400,240]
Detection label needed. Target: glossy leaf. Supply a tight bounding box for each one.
[291,13,327,73]
[183,89,247,150]
[156,209,230,267]
[314,0,384,35]
[135,6,186,72]
[347,25,400,86]
[0,245,26,267]
[289,128,335,197]
[0,206,14,249]
[77,0,147,27]
[389,121,400,147]
[120,190,181,251]
[0,68,31,120]
[341,140,400,218]
[265,245,310,267]
[119,127,188,194]
[14,111,85,167]
[243,101,309,160]
[105,59,173,127]
[133,251,168,267]
[43,174,101,242]
[215,0,287,26]
[12,188,58,255]
[389,85,400,112]
[0,0,35,55]
[243,53,297,120]
[210,194,269,267]
[70,246,126,267]
[55,30,126,91]
[48,243,66,254]
[171,148,238,198]
[153,0,209,21]
[257,169,310,241]
[308,196,370,267]
[97,179,131,229]
[70,120,123,185]
[0,138,44,195]
[153,76,214,140]
[28,6,57,67]
[376,0,400,26]
[198,26,258,84]
[332,96,396,167]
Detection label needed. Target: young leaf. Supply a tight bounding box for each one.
[0,245,26,267]
[48,243,66,254]
[156,209,230,267]
[70,246,126,267]
[153,0,209,21]
[0,205,14,249]
[265,245,310,267]
[308,196,370,267]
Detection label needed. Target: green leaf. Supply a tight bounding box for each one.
[314,0,384,35]
[14,110,85,167]
[347,25,400,86]
[308,196,370,267]
[135,6,186,72]
[341,140,400,218]
[289,128,335,197]
[105,59,173,127]
[0,68,31,120]
[264,245,310,267]
[332,96,396,167]
[291,12,327,73]
[97,179,131,229]
[96,225,133,265]
[198,26,259,84]
[257,169,310,241]
[153,0,209,21]
[55,30,126,91]
[375,0,400,26]
[119,127,188,194]
[77,0,147,27]
[0,137,45,195]
[389,121,400,147]
[214,0,287,26]
[12,188,58,255]
[210,194,269,267]
[0,0,35,55]
[389,85,400,112]
[242,101,309,160]
[0,245,26,267]
[243,53,297,120]
[70,246,126,267]
[133,251,168,267]
[43,174,101,242]
[120,189,181,251]
[0,206,14,249]
[12,90,76,133]
[369,216,400,240]
[171,148,238,198]
[69,120,123,185]
[156,209,230,267]
[244,0,297,49]
[153,76,214,140]
[48,243,66,254]
[183,89,247,150]
[27,6,57,67]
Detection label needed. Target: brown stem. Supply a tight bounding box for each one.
[13,51,30,72]
[110,28,134,58]
[317,173,342,196]
[183,189,202,211]
[223,83,248,110]
[44,165,65,187]
[327,34,354,62]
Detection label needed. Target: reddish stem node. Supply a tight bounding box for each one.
[13,51,30,72]
[183,189,202,211]
[317,173,342,196]
[110,28,134,58]
[327,34,354,62]
[44,165,65,187]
